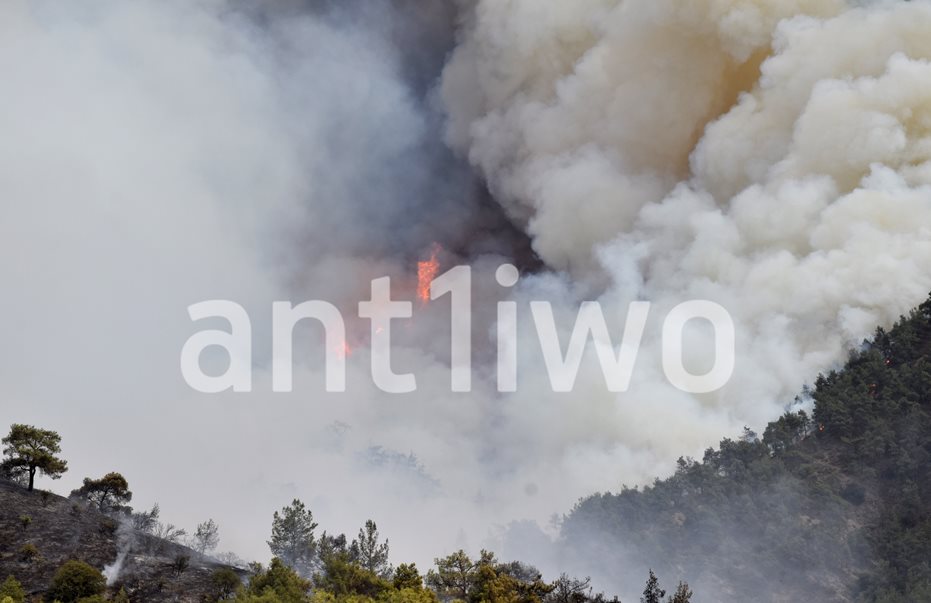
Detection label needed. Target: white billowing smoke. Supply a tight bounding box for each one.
[443,0,846,274]
[439,0,931,530]
[4,0,931,589]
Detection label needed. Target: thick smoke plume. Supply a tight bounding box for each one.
[3,0,931,598]
[440,0,931,593]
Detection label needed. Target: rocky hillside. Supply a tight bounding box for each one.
[0,480,243,601]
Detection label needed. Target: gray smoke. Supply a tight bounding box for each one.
[4,1,931,594]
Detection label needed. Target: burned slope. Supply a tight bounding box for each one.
[0,481,243,601]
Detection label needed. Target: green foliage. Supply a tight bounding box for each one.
[381,587,439,603]
[640,571,664,603]
[307,555,441,603]
[111,588,130,603]
[70,472,132,512]
[317,532,349,566]
[245,558,312,603]
[667,582,692,603]
[1,424,68,491]
[0,576,24,603]
[470,561,552,603]
[426,550,475,601]
[268,500,318,576]
[211,567,242,600]
[393,564,423,591]
[315,554,391,599]
[762,410,811,456]
[563,293,931,602]
[18,543,39,563]
[236,593,290,603]
[19,515,30,531]
[426,551,553,603]
[45,560,106,603]
[349,521,391,579]
[545,574,592,603]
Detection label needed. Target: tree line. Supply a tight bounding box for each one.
[1,424,693,602]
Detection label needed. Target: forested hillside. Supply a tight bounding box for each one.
[0,436,687,602]
[5,302,931,602]
[563,295,931,602]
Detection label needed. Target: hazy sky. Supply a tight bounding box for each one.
[4,1,931,592]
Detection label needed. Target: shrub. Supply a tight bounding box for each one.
[245,558,311,601]
[211,567,241,600]
[18,544,39,563]
[46,560,106,603]
[171,554,190,577]
[0,575,25,603]
[19,515,30,531]
[111,588,130,603]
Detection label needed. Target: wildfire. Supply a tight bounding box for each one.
[417,244,441,304]
[336,341,352,359]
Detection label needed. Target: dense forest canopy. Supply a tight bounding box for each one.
[562,294,931,602]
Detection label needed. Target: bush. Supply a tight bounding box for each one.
[110,588,130,603]
[19,516,30,531]
[46,560,106,603]
[18,544,39,563]
[245,558,311,601]
[211,567,241,600]
[171,554,190,577]
[0,575,25,603]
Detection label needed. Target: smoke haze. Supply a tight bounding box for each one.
[4,0,931,597]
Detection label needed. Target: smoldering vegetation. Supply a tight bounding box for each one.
[2,1,931,601]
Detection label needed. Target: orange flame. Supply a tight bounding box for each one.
[417,245,441,304]
[336,341,352,359]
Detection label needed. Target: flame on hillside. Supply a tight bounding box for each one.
[417,244,441,304]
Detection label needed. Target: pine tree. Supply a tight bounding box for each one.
[641,570,665,603]
[350,519,392,578]
[268,499,318,576]
[1,424,68,491]
[70,472,132,512]
[668,581,693,603]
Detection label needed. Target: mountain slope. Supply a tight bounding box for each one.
[0,481,243,601]
[561,295,931,602]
